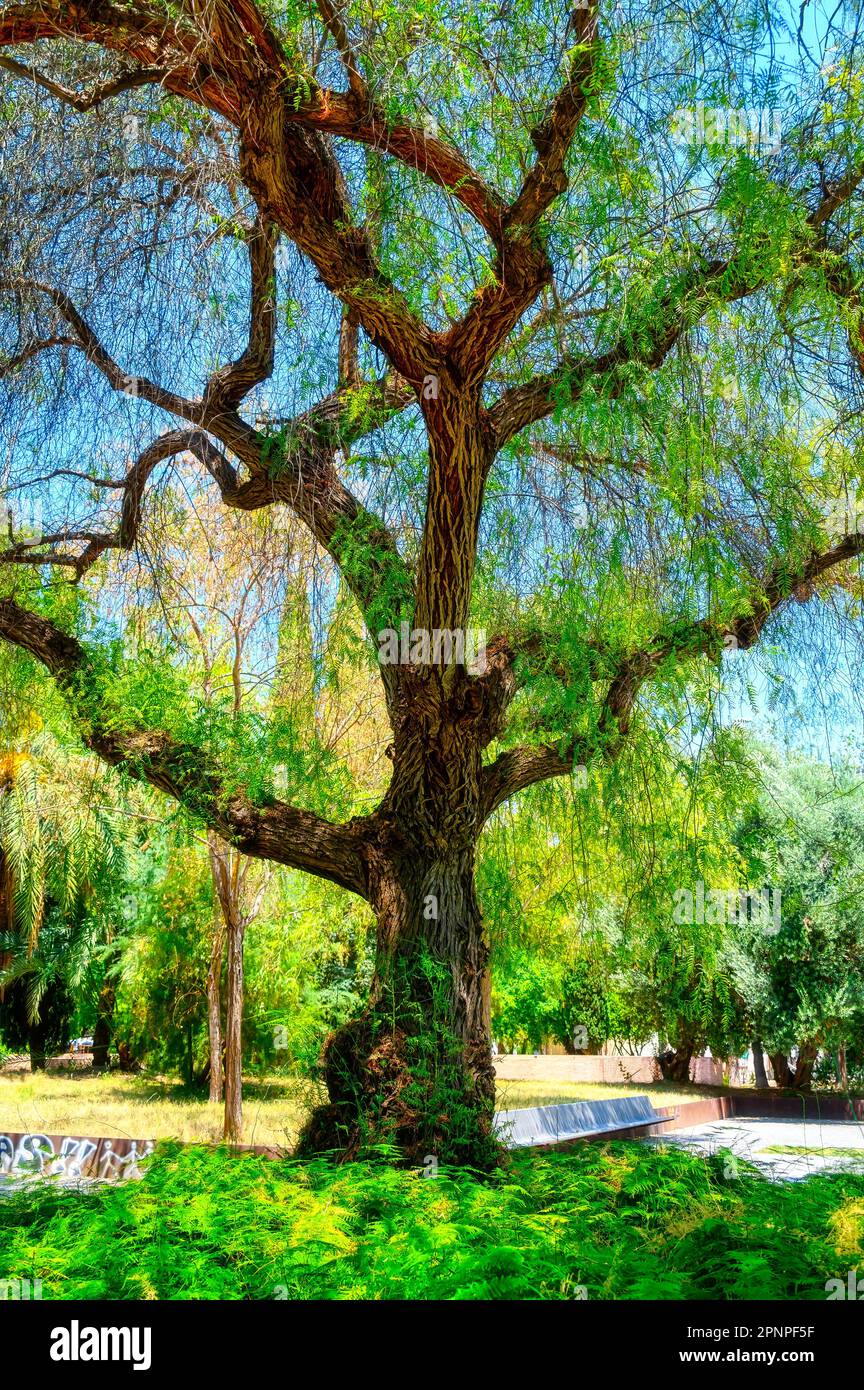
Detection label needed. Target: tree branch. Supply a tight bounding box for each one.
[479,533,864,820]
[819,249,864,375]
[2,275,414,627]
[0,52,166,109]
[0,1,440,384]
[17,279,204,423]
[0,595,371,895]
[284,91,507,243]
[315,0,365,101]
[0,430,235,576]
[478,737,593,825]
[203,219,277,410]
[506,3,600,233]
[487,166,864,448]
[486,255,759,446]
[440,3,599,381]
[0,334,76,375]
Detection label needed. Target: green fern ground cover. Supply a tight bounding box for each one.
[2,1141,863,1300]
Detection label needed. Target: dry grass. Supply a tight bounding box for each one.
[0,1070,323,1149]
[0,1069,724,1147]
[495,1078,727,1109]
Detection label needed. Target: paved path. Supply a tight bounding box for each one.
[646,1116,864,1180]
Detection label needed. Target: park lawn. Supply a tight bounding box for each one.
[2,1139,864,1299]
[0,1071,322,1149]
[494,1078,728,1108]
[0,1071,712,1147]
[760,1145,864,1158]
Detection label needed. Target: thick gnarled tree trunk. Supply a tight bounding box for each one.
[299,850,497,1167]
[657,1046,693,1084]
[769,1052,794,1088]
[792,1042,818,1091]
[298,665,501,1168]
[769,1046,818,1091]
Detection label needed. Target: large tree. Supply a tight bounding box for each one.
[2,0,864,1163]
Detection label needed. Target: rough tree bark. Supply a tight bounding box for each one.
[117,1041,138,1072]
[206,912,226,1106]
[207,831,268,1142]
[657,1046,694,1084]
[769,1052,794,1089]
[752,1039,769,1090]
[299,640,501,1165]
[91,981,115,1070]
[792,1042,818,1091]
[769,1047,818,1091]
[300,847,496,1165]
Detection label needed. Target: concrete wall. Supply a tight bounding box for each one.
[493,1053,728,1085]
[1,1131,152,1180]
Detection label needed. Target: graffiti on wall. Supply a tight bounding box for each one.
[0,1131,153,1180]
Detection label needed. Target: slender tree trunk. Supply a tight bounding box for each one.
[206,917,226,1104]
[91,981,115,1070]
[838,1044,849,1090]
[207,831,253,1142]
[223,914,246,1144]
[752,1039,768,1089]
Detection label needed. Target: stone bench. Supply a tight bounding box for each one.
[493,1094,659,1149]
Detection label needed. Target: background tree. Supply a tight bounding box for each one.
[112,489,293,1137]
[727,750,864,1091]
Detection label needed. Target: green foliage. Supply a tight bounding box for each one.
[2,1142,862,1300]
[308,948,500,1168]
[0,744,125,951]
[0,947,74,1062]
[626,933,748,1063]
[0,735,135,1055]
[113,838,215,1085]
[113,818,374,1082]
[245,874,373,1074]
[492,950,564,1053]
[550,958,628,1054]
[484,732,755,1060]
[727,749,864,1059]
